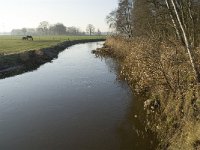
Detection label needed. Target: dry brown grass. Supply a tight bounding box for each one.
[99,36,200,150]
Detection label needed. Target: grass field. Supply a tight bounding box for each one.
[0,35,106,54]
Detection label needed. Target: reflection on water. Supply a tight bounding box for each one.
[103,57,158,150]
[0,42,157,150]
[118,95,158,150]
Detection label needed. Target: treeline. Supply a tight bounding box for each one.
[11,21,102,36]
[107,0,200,83]
[108,0,200,40]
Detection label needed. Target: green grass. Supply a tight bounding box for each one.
[0,35,106,54]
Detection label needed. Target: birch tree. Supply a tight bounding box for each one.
[165,0,200,82]
[116,0,133,37]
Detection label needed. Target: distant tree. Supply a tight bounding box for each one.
[49,23,67,35]
[26,28,36,36]
[97,29,101,36]
[22,28,27,35]
[11,29,23,35]
[86,24,95,36]
[49,25,55,35]
[81,31,86,35]
[37,21,50,35]
[66,26,81,35]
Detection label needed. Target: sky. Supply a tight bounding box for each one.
[0,0,118,32]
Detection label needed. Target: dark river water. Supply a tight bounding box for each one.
[0,42,156,150]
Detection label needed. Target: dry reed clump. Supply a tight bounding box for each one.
[101,36,200,149]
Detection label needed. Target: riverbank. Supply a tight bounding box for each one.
[0,39,105,79]
[0,35,105,54]
[94,37,200,150]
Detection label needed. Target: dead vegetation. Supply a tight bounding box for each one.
[97,36,200,149]
[104,0,200,148]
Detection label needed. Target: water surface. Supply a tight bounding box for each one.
[0,42,155,150]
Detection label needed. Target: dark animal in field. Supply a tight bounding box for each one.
[27,36,33,40]
[22,36,33,40]
[22,37,27,40]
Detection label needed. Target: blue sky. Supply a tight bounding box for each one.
[0,0,118,32]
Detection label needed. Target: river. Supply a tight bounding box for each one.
[0,42,156,150]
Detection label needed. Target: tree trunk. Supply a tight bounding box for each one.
[170,0,200,83]
[165,0,181,41]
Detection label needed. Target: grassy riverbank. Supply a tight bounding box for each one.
[95,37,200,150]
[0,38,105,79]
[0,35,105,54]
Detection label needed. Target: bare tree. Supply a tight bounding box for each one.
[164,0,200,82]
[49,23,67,35]
[106,10,117,30]
[116,0,133,37]
[66,26,81,35]
[38,21,50,35]
[22,28,27,35]
[86,24,95,36]
[97,29,101,36]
